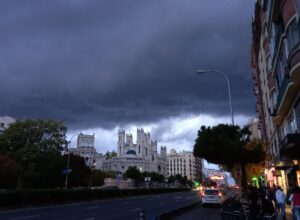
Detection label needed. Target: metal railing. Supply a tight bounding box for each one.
[221,210,246,220]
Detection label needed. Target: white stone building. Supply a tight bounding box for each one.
[0,116,16,134]
[69,133,105,169]
[167,149,201,181]
[103,128,167,176]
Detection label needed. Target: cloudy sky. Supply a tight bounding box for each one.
[0,0,256,154]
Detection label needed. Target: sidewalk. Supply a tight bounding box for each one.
[239,198,293,220]
[276,205,293,220]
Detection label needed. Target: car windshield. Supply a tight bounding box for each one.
[204,190,219,195]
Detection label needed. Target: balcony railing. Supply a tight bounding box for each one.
[275,76,291,111]
[280,133,300,159]
[272,24,284,67]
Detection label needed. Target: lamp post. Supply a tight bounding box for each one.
[64,133,78,189]
[196,69,234,125]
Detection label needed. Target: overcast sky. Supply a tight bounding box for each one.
[0,0,255,154]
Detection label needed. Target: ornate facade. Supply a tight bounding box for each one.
[103,128,167,176]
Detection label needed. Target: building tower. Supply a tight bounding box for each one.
[117,130,125,157]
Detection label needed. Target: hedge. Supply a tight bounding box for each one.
[0,188,188,207]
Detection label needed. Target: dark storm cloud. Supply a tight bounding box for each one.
[0,0,255,129]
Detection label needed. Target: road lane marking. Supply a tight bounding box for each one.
[85,206,98,210]
[129,208,140,212]
[84,217,95,220]
[11,215,39,220]
[186,196,199,200]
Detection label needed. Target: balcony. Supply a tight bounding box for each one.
[273,77,295,125]
[280,133,300,159]
[289,48,300,87]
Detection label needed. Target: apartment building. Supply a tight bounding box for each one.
[252,0,300,190]
[167,149,201,181]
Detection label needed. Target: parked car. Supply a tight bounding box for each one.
[201,188,224,206]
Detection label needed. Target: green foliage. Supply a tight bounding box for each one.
[104,151,117,160]
[124,167,143,184]
[91,170,116,186]
[0,119,67,188]
[0,155,21,188]
[0,188,189,207]
[142,172,164,183]
[194,124,265,169]
[182,176,188,185]
[175,174,183,182]
[193,124,265,187]
[64,154,91,188]
[168,175,175,183]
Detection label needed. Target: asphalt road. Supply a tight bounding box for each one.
[0,191,201,220]
[172,205,221,220]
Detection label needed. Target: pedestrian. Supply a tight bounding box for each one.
[248,185,259,220]
[272,185,279,212]
[287,185,295,219]
[291,186,300,220]
[262,187,276,218]
[275,186,286,220]
[287,184,294,204]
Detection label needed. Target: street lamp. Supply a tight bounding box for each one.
[64,133,78,189]
[196,69,234,125]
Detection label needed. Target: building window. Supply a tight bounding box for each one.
[0,123,4,128]
[286,19,300,54]
[275,47,288,87]
[295,97,300,129]
[283,112,298,136]
[296,0,300,19]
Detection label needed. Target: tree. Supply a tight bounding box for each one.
[246,162,265,183]
[104,151,117,160]
[175,174,183,183]
[91,170,116,187]
[143,172,164,183]
[124,167,143,185]
[194,124,265,188]
[182,176,188,186]
[63,154,91,187]
[0,119,67,188]
[168,175,175,183]
[244,139,266,184]
[0,155,21,189]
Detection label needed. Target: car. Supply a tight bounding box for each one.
[201,188,224,206]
